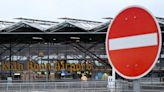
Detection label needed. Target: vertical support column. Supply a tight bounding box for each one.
[47,42,50,81]
[133,79,141,92]
[9,41,12,77]
[7,41,12,82]
[159,53,161,82]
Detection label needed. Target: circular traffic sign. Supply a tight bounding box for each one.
[106,6,161,79]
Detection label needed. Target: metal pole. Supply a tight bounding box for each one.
[47,42,50,81]
[133,79,141,92]
[112,68,116,80]
[9,41,12,77]
[7,41,12,90]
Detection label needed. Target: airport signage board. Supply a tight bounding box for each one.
[1,61,92,72]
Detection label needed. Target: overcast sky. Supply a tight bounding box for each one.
[0,0,163,22]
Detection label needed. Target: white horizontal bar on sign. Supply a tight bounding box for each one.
[109,33,158,51]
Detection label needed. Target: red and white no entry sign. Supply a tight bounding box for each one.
[106,6,162,79]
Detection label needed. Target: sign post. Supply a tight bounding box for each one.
[133,79,140,92]
[107,68,116,91]
[106,6,161,91]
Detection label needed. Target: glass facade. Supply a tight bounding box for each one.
[0,41,111,81]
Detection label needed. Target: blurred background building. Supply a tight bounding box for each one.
[0,17,164,81]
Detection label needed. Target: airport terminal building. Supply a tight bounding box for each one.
[0,17,164,81]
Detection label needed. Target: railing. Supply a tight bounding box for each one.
[0,80,164,92]
[0,81,109,92]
